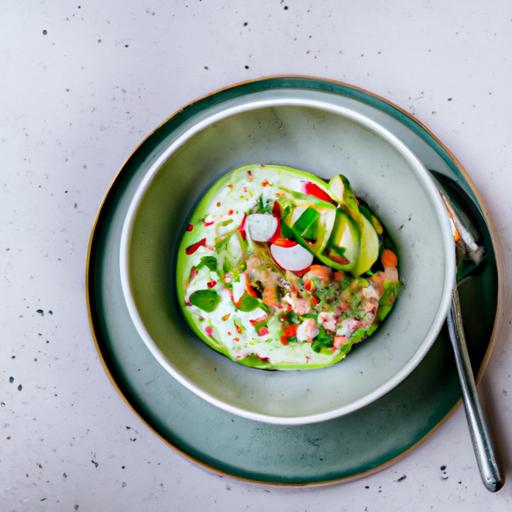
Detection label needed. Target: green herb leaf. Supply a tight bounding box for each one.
[197,256,217,272]
[190,289,221,312]
[311,325,334,353]
[237,294,260,312]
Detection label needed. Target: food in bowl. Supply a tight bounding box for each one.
[176,165,401,370]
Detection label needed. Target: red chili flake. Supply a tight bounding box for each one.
[221,313,231,321]
[304,280,312,292]
[216,201,221,207]
[261,180,270,187]
[205,326,213,336]
[228,209,234,215]
[280,336,289,345]
[249,315,268,326]
[235,323,243,334]
[233,337,240,342]
[271,237,296,248]
[227,183,234,190]
[189,267,199,280]
[185,237,206,255]
[257,327,269,336]
[247,170,254,181]
[227,331,232,336]
[330,253,350,265]
[304,182,336,204]
[204,220,215,227]
[207,279,217,288]
[311,296,319,306]
[242,186,248,193]
[186,223,194,232]
[259,356,270,363]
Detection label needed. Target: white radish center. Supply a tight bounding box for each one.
[246,214,278,242]
[270,243,314,271]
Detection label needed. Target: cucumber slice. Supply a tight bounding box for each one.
[217,230,245,273]
[286,206,320,239]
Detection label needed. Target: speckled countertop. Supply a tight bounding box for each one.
[1,1,512,510]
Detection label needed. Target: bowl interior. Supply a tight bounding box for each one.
[125,99,452,422]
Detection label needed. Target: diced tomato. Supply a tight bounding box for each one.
[207,279,217,288]
[283,324,297,338]
[228,209,234,215]
[280,336,289,345]
[311,296,319,306]
[304,182,335,204]
[257,327,270,336]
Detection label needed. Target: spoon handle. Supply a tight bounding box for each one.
[447,285,504,492]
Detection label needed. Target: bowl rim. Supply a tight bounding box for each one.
[119,96,456,425]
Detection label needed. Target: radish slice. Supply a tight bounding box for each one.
[231,273,247,303]
[270,243,314,271]
[247,214,278,242]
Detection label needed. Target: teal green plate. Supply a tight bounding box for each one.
[87,77,500,485]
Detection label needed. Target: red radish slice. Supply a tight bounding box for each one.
[270,243,314,271]
[246,214,279,242]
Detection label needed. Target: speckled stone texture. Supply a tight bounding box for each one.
[1,1,512,511]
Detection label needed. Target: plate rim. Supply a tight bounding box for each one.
[85,75,504,487]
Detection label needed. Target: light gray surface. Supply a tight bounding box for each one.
[1,0,511,510]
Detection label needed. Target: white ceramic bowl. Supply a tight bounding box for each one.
[119,89,455,425]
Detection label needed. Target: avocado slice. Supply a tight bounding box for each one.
[328,174,360,220]
[352,214,380,276]
[327,210,360,271]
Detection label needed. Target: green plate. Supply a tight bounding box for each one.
[87,77,500,485]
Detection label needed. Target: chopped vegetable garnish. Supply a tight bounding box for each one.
[177,165,401,370]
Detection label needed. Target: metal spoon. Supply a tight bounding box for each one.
[432,171,503,492]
